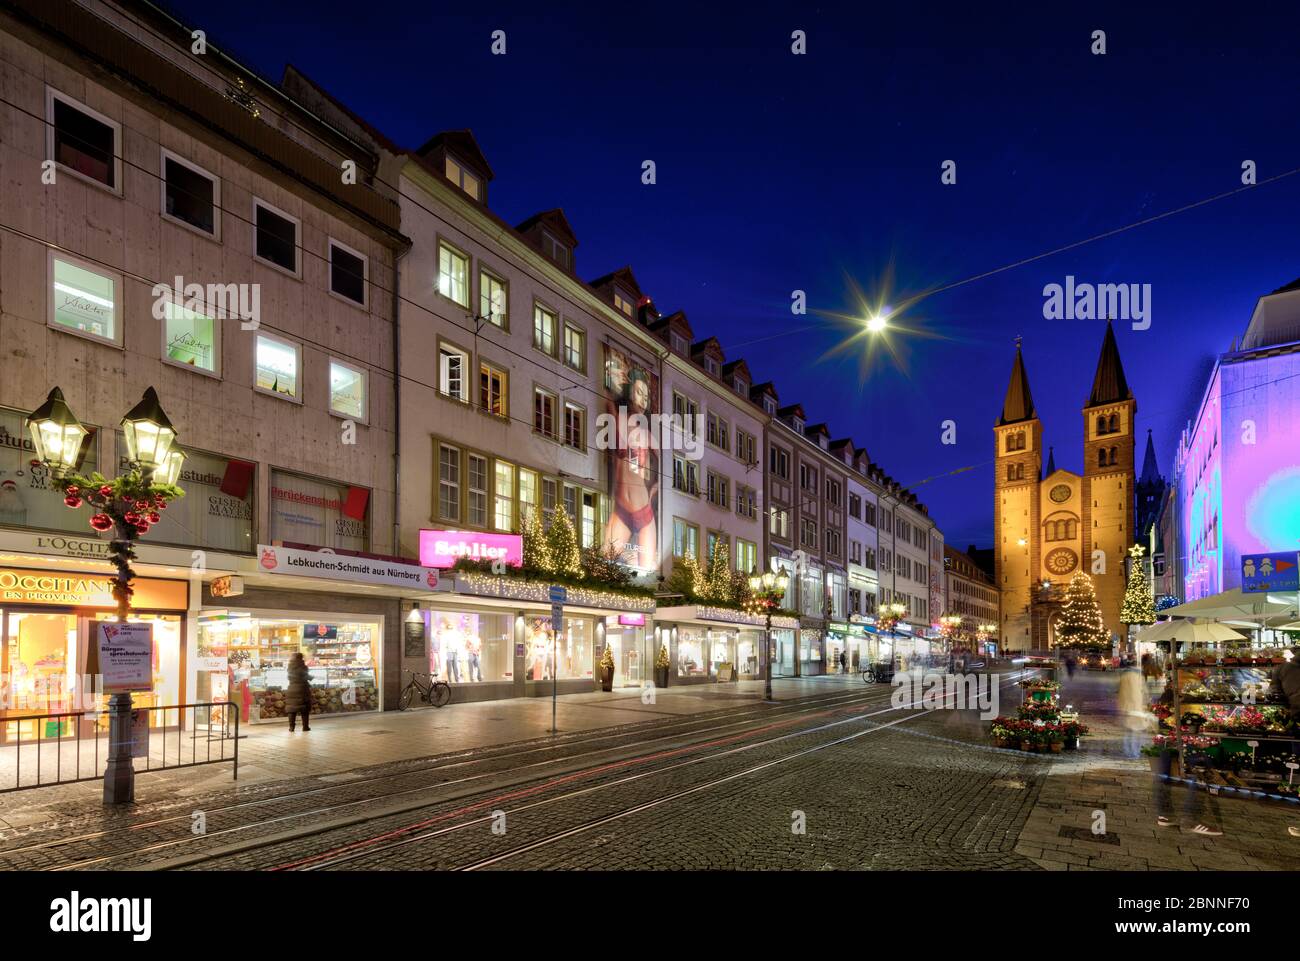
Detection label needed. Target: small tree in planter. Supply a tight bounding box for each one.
[655,644,671,689]
[598,643,616,692]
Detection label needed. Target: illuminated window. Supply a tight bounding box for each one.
[479,361,507,417]
[439,444,460,521]
[480,270,508,327]
[533,304,557,355]
[445,155,481,200]
[438,241,469,307]
[48,253,120,345]
[329,360,367,421]
[563,323,585,371]
[439,344,469,402]
[254,334,301,401]
[533,387,556,438]
[494,461,515,531]
[468,453,488,527]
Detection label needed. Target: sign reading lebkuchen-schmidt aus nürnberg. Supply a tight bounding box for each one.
[97,622,153,694]
[1241,552,1300,593]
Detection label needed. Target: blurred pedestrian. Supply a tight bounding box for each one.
[285,651,312,733]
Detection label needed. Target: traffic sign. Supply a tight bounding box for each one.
[549,584,567,604]
[1241,552,1299,593]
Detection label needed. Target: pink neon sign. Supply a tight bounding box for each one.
[419,530,523,569]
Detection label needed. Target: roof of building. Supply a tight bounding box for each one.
[515,208,578,246]
[1045,445,1056,475]
[1139,429,1162,485]
[1087,319,1132,407]
[999,345,1036,425]
[415,129,496,180]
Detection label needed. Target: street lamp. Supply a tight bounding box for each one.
[748,566,790,701]
[26,386,186,805]
[876,601,907,673]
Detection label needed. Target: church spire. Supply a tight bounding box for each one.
[999,340,1036,425]
[1087,318,1132,407]
[1045,445,1056,475]
[1139,429,1160,484]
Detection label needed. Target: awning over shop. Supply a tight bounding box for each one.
[655,604,798,630]
[1161,589,1298,624]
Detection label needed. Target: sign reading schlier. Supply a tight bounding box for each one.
[419,530,523,569]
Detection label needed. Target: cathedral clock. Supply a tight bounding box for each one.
[1045,548,1077,574]
[1049,484,1071,503]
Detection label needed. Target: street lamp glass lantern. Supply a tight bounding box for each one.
[158,447,187,487]
[774,570,789,593]
[25,387,88,476]
[748,569,762,592]
[121,387,176,472]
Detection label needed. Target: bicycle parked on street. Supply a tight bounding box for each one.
[397,669,451,710]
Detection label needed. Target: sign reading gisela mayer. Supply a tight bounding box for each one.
[419,530,523,569]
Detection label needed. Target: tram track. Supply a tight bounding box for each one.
[267,672,1028,871]
[17,683,903,869]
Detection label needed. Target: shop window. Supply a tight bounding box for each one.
[197,614,380,721]
[254,199,299,274]
[161,296,219,375]
[677,628,708,678]
[426,610,514,684]
[114,436,254,552]
[524,614,592,680]
[162,149,218,236]
[49,252,121,345]
[329,360,367,421]
[438,240,469,307]
[329,239,367,306]
[254,334,301,401]
[270,468,369,551]
[48,88,120,190]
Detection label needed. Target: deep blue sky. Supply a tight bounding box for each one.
[167,0,1300,547]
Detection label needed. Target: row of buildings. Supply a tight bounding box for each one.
[0,0,1001,731]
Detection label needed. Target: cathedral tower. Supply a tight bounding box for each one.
[1081,319,1136,644]
[993,342,1042,652]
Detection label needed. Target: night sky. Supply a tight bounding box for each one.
[166,1,1300,547]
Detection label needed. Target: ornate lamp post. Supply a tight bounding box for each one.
[939,613,963,665]
[976,622,998,658]
[26,386,186,805]
[747,566,790,701]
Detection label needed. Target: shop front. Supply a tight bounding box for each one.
[0,565,189,742]
[654,605,772,685]
[404,569,656,703]
[827,621,873,674]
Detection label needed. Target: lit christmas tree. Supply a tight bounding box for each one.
[1057,570,1109,648]
[546,505,583,577]
[521,505,552,574]
[704,538,732,601]
[1120,544,1156,627]
[667,553,705,598]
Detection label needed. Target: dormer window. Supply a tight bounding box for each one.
[541,231,570,269]
[613,289,635,317]
[763,397,777,415]
[704,356,719,376]
[444,155,481,201]
[818,434,828,450]
[792,416,805,432]
[671,333,688,354]
[733,377,748,396]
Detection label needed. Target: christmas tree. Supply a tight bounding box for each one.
[546,507,583,577]
[1120,545,1156,627]
[703,538,732,601]
[667,553,705,598]
[1057,571,1109,648]
[521,505,552,574]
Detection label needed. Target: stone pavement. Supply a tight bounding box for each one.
[0,676,861,828]
[1012,669,1300,870]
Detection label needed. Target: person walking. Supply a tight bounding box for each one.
[838,651,848,675]
[1117,664,1148,758]
[1271,648,1300,839]
[285,651,312,733]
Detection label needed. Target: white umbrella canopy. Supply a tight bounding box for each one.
[1139,620,1248,644]
[1160,589,1297,622]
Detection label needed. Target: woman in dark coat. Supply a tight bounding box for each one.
[285,651,312,732]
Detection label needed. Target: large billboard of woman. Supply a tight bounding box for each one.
[602,344,659,570]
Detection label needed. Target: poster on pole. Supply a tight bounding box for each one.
[97,622,154,694]
[131,708,150,758]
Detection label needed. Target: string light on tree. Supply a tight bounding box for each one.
[1056,570,1109,648]
[546,507,582,577]
[1121,544,1157,628]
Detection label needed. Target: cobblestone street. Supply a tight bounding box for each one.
[2,669,1297,871]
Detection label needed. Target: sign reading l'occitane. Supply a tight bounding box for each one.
[0,567,187,609]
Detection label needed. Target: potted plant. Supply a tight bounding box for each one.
[598,644,616,692]
[654,644,670,689]
[1047,729,1065,753]
[1181,711,1204,734]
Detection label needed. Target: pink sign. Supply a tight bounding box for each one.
[617,613,646,626]
[419,529,523,569]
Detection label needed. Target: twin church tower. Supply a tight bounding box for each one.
[994,321,1143,651]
